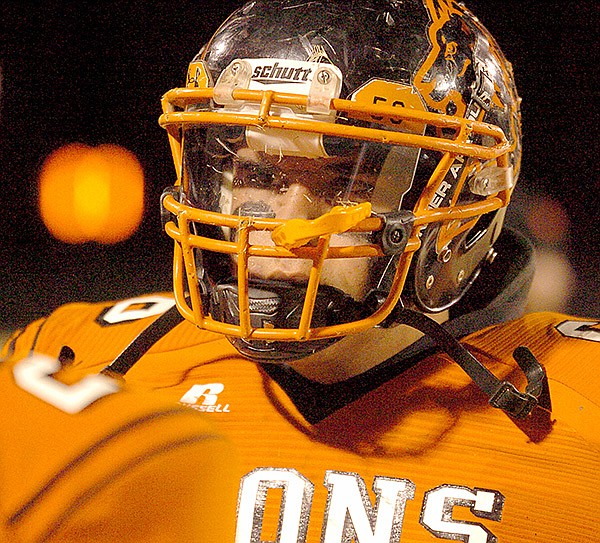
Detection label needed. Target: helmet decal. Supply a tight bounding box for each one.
[416,0,508,122]
[411,0,520,284]
[186,61,212,89]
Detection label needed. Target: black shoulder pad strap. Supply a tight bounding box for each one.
[100,304,184,377]
[395,308,551,419]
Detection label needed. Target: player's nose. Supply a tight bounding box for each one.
[274,182,326,220]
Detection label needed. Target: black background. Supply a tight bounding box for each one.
[0,0,598,331]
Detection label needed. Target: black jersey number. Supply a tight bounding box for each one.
[13,354,120,414]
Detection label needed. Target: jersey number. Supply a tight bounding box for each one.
[98,295,176,325]
[13,355,120,414]
[556,320,600,342]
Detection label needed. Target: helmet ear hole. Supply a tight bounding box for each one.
[411,208,507,313]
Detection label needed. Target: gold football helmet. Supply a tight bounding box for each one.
[159,0,521,360]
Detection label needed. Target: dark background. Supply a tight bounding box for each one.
[0,0,598,333]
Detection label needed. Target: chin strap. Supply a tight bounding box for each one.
[395,308,552,419]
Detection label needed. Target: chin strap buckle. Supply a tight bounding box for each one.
[490,345,552,418]
[489,381,540,419]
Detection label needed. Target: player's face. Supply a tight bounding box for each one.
[228,148,373,300]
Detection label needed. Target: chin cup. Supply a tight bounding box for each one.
[211,279,364,361]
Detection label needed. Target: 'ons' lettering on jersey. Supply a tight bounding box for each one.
[235,467,504,543]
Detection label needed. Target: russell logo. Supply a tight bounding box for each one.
[179,383,231,413]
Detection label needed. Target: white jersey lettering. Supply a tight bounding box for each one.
[322,471,415,543]
[420,485,504,543]
[236,468,314,543]
[13,355,119,414]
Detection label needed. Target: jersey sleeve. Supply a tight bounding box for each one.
[1,297,172,367]
[1,294,221,378]
[0,355,239,543]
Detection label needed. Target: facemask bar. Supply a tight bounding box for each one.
[163,196,406,339]
[161,85,512,172]
[159,77,515,342]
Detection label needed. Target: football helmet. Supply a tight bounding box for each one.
[159,0,521,361]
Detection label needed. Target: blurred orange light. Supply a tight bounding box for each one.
[525,195,570,244]
[39,143,144,244]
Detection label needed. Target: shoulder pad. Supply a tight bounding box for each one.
[466,312,600,449]
[4,295,178,371]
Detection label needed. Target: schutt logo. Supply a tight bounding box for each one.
[252,61,313,83]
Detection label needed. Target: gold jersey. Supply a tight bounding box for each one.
[0,345,238,542]
[3,293,599,542]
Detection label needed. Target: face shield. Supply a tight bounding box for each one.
[178,122,421,360]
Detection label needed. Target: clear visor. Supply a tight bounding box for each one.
[182,124,421,303]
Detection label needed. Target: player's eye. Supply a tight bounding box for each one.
[234,161,277,189]
[346,179,375,200]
